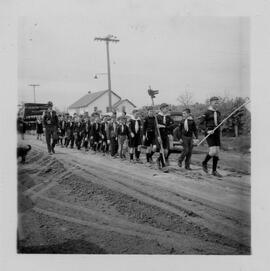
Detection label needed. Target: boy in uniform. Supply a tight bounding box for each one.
[128,109,143,163]
[177,108,199,170]
[82,116,91,151]
[117,116,129,159]
[143,107,156,164]
[74,117,84,150]
[156,103,174,172]
[90,115,102,153]
[200,96,222,177]
[65,116,75,148]
[58,115,66,147]
[100,115,110,155]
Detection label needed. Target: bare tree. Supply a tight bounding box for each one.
[177,90,193,107]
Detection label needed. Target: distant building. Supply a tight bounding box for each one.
[68,90,136,115]
[112,99,136,114]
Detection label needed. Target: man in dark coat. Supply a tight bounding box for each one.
[42,101,59,154]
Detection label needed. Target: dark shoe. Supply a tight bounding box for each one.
[185,166,192,170]
[202,162,208,173]
[212,171,222,177]
[161,166,169,173]
[52,147,55,154]
[178,160,182,167]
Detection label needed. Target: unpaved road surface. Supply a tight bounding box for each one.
[17,135,250,254]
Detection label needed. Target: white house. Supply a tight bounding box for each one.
[68,90,136,115]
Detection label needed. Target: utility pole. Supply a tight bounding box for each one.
[94,35,119,112]
[29,84,40,103]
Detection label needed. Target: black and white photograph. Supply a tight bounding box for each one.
[1,0,270,270]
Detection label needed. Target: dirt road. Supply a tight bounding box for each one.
[17,135,250,254]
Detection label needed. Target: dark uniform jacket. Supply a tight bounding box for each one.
[117,123,129,136]
[90,122,102,138]
[66,121,74,137]
[100,122,109,139]
[199,108,221,133]
[82,120,91,140]
[179,118,198,139]
[43,110,58,128]
[156,113,174,136]
[59,120,66,131]
[128,119,142,135]
[74,122,84,136]
[143,116,156,135]
[107,122,118,138]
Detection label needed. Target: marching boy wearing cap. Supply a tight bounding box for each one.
[177,108,198,170]
[143,107,156,164]
[128,109,143,163]
[200,96,222,177]
[117,116,129,159]
[156,103,174,172]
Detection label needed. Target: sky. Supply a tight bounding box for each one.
[18,5,250,111]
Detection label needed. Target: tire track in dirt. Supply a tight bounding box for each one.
[30,196,229,253]
[56,155,250,248]
[20,138,250,254]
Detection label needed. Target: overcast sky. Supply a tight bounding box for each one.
[18,5,250,110]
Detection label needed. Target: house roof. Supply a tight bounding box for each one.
[113,99,136,108]
[69,90,121,109]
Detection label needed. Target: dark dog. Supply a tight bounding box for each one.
[17,145,31,163]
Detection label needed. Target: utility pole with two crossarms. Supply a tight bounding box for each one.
[94,35,119,112]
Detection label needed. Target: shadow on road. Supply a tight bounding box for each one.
[17,239,107,254]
